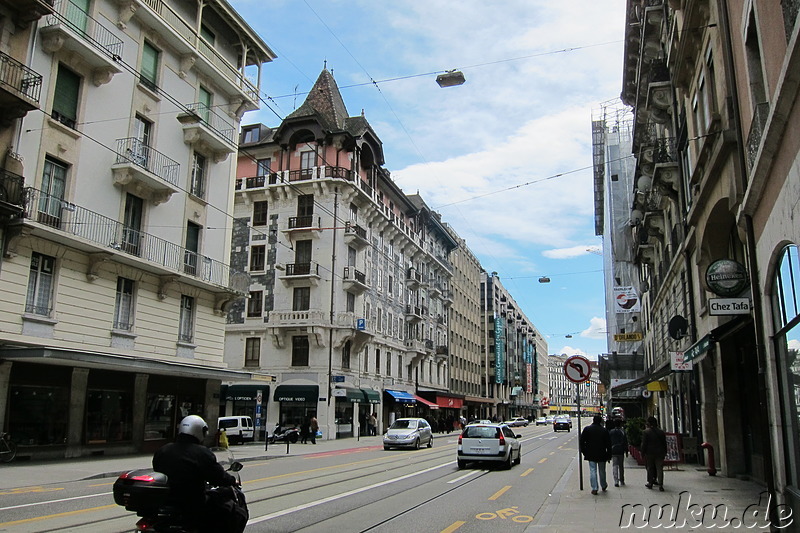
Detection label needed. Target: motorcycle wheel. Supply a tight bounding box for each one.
[289,432,298,444]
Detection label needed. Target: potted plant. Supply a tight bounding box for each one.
[625,417,647,465]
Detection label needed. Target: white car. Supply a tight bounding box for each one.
[503,417,530,427]
[457,423,522,469]
[467,419,493,426]
[383,418,433,450]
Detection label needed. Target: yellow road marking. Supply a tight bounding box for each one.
[549,451,555,455]
[538,458,548,464]
[0,504,117,527]
[488,485,512,500]
[441,521,466,532]
[520,468,535,477]
[89,482,114,487]
[0,486,64,495]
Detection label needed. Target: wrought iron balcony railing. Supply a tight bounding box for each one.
[0,50,43,105]
[21,187,242,292]
[184,102,236,145]
[0,168,25,210]
[115,137,180,187]
[45,0,123,59]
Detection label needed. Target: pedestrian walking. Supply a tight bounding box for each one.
[641,416,667,491]
[299,420,310,444]
[310,415,319,444]
[608,418,628,486]
[579,415,612,495]
[368,413,377,436]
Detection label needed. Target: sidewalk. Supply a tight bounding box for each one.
[528,456,772,531]
[0,434,387,490]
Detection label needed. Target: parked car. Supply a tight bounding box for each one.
[553,415,571,432]
[457,423,522,469]
[217,416,254,444]
[503,417,530,427]
[383,418,433,450]
[535,417,548,426]
[545,415,556,424]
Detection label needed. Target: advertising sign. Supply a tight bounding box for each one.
[526,363,533,393]
[614,286,641,313]
[613,332,643,342]
[494,314,505,383]
[706,259,749,297]
[709,298,751,315]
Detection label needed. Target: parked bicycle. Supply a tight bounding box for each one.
[0,432,17,463]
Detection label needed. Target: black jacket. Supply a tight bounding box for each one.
[153,434,236,509]
[609,427,629,455]
[579,422,612,462]
[640,426,667,459]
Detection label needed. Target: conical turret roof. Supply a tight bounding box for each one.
[286,68,349,131]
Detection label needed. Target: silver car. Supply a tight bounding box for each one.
[383,418,433,450]
[457,423,522,469]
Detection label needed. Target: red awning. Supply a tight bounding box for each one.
[413,394,439,409]
[436,396,464,409]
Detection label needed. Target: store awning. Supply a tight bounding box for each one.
[464,395,497,404]
[436,396,464,409]
[385,390,416,403]
[610,361,671,393]
[361,388,381,404]
[413,394,439,409]
[274,384,319,402]
[333,386,363,403]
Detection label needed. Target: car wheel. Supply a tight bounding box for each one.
[427,436,433,448]
[457,459,466,469]
[414,438,421,450]
[384,445,391,451]
[514,449,521,465]
[504,453,513,470]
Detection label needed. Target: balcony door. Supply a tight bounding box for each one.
[38,158,67,228]
[66,0,89,34]
[184,221,200,275]
[132,114,152,169]
[294,240,312,275]
[121,193,143,255]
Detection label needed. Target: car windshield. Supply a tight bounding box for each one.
[463,426,500,439]
[391,419,417,430]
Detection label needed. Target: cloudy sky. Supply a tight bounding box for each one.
[231,0,627,359]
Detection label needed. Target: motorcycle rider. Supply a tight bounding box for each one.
[153,415,237,531]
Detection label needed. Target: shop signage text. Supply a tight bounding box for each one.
[709,298,751,315]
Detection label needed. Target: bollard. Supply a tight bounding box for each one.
[700,442,717,476]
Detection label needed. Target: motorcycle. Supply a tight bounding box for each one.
[113,448,248,533]
[268,424,300,444]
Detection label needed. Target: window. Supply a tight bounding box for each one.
[38,157,67,228]
[178,295,195,342]
[190,152,206,198]
[122,193,143,255]
[52,64,80,129]
[256,158,270,176]
[140,41,159,90]
[388,275,394,295]
[247,291,263,318]
[364,348,370,372]
[375,348,380,375]
[132,115,152,167]
[245,338,260,367]
[291,336,309,366]
[198,86,213,123]
[200,24,215,45]
[184,221,200,275]
[398,355,403,378]
[342,341,351,370]
[300,150,315,178]
[386,352,391,376]
[26,253,55,316]
[294,240,312,270]
[114,277,135,330]
[297,194,314,217]
[253,201,268,226]
[249,245,266,271]
[346,292,355,313]
[293,287,310,311]
[242,127,260,144]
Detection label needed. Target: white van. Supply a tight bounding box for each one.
[217,416,254,444]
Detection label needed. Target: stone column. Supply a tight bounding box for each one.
[66,368,89,458]
[133,373,149,451]
[0,361,12,433]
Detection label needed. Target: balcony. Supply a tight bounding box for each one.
[343,221,369,249]
[441,289,453,307]
[114,0,262,112]
[111,137,180,205]
[40,0,123,86]
[651,137,679,193]
[0,169,25,218]
[278,262,321,286]
[405,338,427,355]
[0,51,43,125]
[746,102,770,172]
[405,304,425,323]
[342,266,368,294]
[12,187,245,296]
[177,103,236,157]
[405,267,422,288]
[268,309,327,328]
[281,215,322,240]
[0,0,54,26]
[234,173,281,191]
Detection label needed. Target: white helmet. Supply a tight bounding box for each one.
[178,415,208,443]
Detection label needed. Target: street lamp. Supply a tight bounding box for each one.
[436,70,466,87]
[538,276,551,283]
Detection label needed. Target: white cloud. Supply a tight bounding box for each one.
[581,317,607,340]
[543,246,599,259]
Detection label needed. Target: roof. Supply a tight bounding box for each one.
[285,69,349,131]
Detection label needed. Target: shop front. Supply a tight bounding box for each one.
[221,384,270,440]
[273,383,319,434]
[333,385,363,438]
[383,389,416,426]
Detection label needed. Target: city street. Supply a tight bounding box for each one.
[1,425,574,532]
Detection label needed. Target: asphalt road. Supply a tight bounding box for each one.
[0,425,580,532]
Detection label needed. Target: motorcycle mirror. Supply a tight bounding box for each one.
[228,461,243,472]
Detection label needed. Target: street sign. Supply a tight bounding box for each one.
[709,298,751,315]
[564,355,592,384]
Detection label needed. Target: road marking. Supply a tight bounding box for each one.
[0,492,109,511]
[549,451,555,455]
[488,485,511,501]
[0,486,64,496]
[0,504,117,527]
[88,482,114,487]
[538,458,548,464]
[247,461,453,525]
[440,521,465,533]
[447,470,484,484]
[520,468,535,477]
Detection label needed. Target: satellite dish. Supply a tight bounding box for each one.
[668,315,689,340]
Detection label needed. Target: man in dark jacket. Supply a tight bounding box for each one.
[579,415,612,495]
[640,416,668,491]
[153,415,237,531]
[609,418,629,486]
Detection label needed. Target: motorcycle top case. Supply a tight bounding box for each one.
[113,469,171,514]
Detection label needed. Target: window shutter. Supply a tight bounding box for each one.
[53,65,80,120]
[141,42,159,85]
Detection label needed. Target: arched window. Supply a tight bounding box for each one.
[771,244,800,492]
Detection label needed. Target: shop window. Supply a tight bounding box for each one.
[86,389,132,443]
[8,384,68,445]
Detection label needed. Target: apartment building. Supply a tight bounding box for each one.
[224,69,458,439]
[0,0,274,459]
[613,0,800,525]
